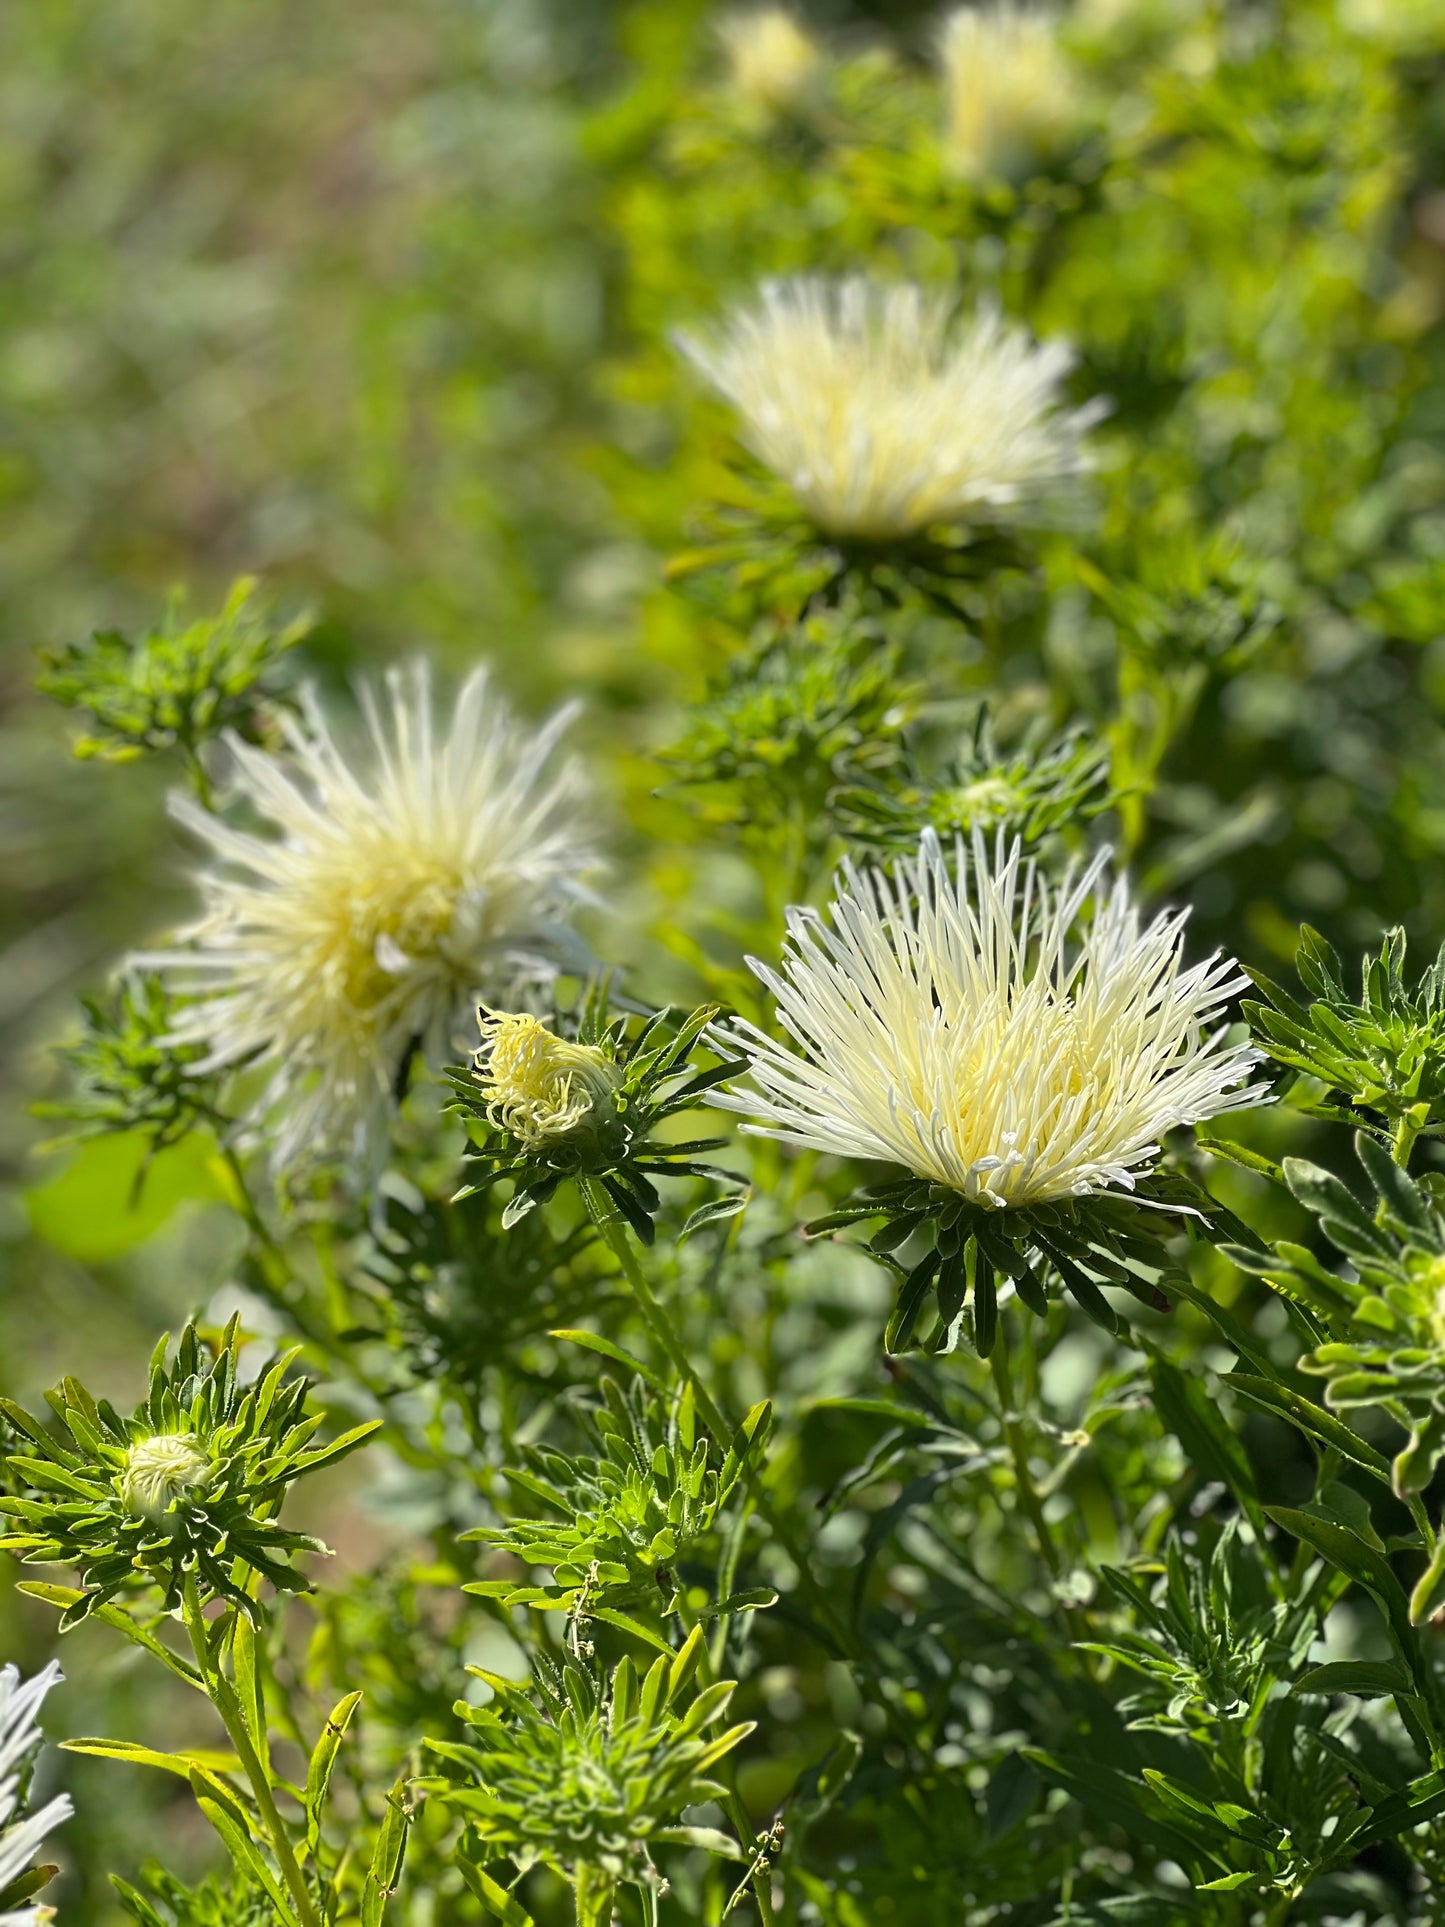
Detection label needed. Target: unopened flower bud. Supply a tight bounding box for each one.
[474,1011,623,1151]
[121,1434,212,1520]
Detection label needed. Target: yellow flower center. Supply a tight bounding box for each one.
[306,841,468,1017]
[122,1434,212,1520]
[474,1011,622,1149]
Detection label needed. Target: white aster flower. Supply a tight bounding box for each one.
[677,276,1100,541]
[717,8,822,110]
[1,1661,70,1927]
[148,663,595,1166]
[715,832,1264,1208]
[938,6,1082,181]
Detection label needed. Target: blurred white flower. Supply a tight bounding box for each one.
[677,276,1100,540]
[149,664,595,1166]
[715,832,1263,1207]
[939,6,1081,180]
[1,1660,70,1927]
[717,8,821,110]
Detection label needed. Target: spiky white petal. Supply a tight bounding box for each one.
[715,833,1264,1208]
[0,1661,70,1926]
[717,8,821,109]
[678,277,1100,541]
[939,6,1082,180]
[147,663,596,1166]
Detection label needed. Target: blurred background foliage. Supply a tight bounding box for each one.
[4,0,1445,1917]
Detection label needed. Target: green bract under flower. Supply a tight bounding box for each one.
[0,1320,379,1625]
[429,1630,753,1927]
[449,992,745,1245]
[463,1377,771,1615]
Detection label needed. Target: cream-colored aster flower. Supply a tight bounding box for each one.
[473,1009,622,1150]
[715,832,1263,1208]
[677,276,1100,541]
[149,664,594,1165]
[939,5,1082,181]
[1,1659,70,1927]
[717,8,822,111]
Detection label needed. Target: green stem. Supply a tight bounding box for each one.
[580,1180,861,1667]
[574,1861,618,1927]
[1393,1106,1428,1169]
[181,1576,320,1927]
[989,1335,1087,1645]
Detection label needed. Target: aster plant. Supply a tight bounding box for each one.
[0,1318,379,1625]
[451,992,745,1247]
[428,1631,756,1927]
[0,1323,399,1927]
[716,831,1263,1353]
[36,577,308,784]
[18,6,1445,1916]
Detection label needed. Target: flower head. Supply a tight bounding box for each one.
[939,6,1082,181]
[678,277,1099,541]
[0,1318,379,1625]
[717,8,822,110]
[0,1660,70,1927]
[450,993,744,1244]
[120,1434,212,1521]
[716,832,1262,1210]
[148,663,594,1165]
[474,1010,623,1150]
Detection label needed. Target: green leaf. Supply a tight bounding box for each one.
[678,1192,750,1244]
[1221,1375,1391,1482]
[1409,1534,1445,1626]
[304,1690,363,1854]
[1293,1660,1413,1698]
[61,1737,242,1780]
[1192,1130,1282,1184]
[456,1858,537,1927]
[1023,1751,1205,1862]
[188,1767,300,1927]
[1148,1355,1265,1532]
[361,1776,412,1927]
[548,1329,666,1393]
[1265,1507,1421,1678]
[1356,1768,1445,1846]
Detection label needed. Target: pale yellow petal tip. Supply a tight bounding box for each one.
[474,1009,623,1150]
[718,832,1265,1209]
[717,8,822,110]
[938,5,1083,181]
[121,1433,213,1520]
